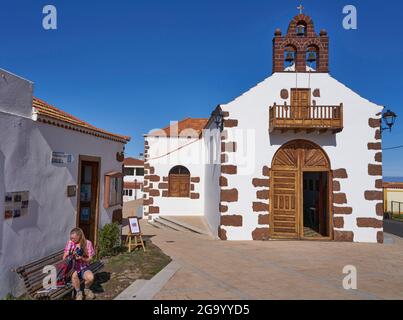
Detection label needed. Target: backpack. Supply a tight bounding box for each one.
[56,255,76,287]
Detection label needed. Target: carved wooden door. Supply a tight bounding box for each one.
[270,140,330,240]
[270,142,300,239]
[271,170,299,239]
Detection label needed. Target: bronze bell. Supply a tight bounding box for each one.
[307,51,317,63]
[297,25,305,36]
[285,52,294,63]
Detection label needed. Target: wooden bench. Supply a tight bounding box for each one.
[14,250,104,300]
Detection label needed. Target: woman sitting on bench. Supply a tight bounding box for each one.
[63,228,96,300]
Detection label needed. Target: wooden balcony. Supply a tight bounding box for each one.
[269,103,344,133]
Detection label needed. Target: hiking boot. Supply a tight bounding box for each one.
[75,291,84,301]
[84,288,96,300]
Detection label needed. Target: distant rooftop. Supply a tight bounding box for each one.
[383,182,403,189]
[124,157,144,167]
[33,97,131,143]
[147,118,209,137]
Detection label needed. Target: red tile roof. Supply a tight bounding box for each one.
[33,97,131,143]
[147,118,209,137]
[124,157,144,166]
[383,182,403,189]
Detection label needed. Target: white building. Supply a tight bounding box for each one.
[143,13,384,244]
[0,68,130,298]
[123,157,144,202]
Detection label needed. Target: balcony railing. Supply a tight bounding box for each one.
[269,103,344,133]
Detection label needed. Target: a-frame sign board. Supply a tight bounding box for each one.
[126,216,146,253]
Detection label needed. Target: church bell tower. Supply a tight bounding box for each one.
[272,6,329,73]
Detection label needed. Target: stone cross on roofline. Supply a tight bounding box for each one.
[297,4,304,14]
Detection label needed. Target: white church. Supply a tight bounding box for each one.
[143,12,384,243]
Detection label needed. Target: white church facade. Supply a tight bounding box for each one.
[143,13,384,243]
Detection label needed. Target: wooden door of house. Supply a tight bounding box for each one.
[270,140,331,240]
[78,161,99,243]
[291,89,311,119]
[270,170,299,239]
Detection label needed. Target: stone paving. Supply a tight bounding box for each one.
[141,222,403,300]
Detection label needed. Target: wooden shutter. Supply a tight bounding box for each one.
[169,174,190,198]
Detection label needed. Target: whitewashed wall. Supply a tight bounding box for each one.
[219,72,383,242]
[203,124,221,238]
[0,68,33,118]
[146,136,205,216]
[0,70,125,298]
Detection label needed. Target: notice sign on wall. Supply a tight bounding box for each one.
[51,152,74,164]
[4,191,29,220]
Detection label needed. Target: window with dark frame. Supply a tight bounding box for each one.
[124,167,135,176]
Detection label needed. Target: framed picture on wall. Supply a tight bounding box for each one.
[5,193,12,203]
[4,191,29,219]
[128,216,141,235]
[13,209,21,218]
[5,210,13,220]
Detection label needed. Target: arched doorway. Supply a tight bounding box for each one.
[269,140,333,240]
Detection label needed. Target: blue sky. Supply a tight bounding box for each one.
[1,0,402,177]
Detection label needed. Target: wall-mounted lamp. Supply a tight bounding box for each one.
[116,151,125,162]
[212,109,224,131]
[381,109,398,133]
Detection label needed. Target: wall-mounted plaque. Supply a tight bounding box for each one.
[67,185,77,197]
[52,152,74,164]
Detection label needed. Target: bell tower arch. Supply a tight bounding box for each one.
[272,11,329,73]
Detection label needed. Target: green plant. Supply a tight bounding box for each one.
[98,223,121,258]
[4,293,16,300]
[3,293,30,300]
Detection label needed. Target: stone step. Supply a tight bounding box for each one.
[153,218,189,232]
[147,221,161,229]
[158,216,212,236]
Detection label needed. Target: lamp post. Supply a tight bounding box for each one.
[381,109,398,133]
[134,179,138,200]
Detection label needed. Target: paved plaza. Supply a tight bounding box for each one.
[140,222,403,300]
